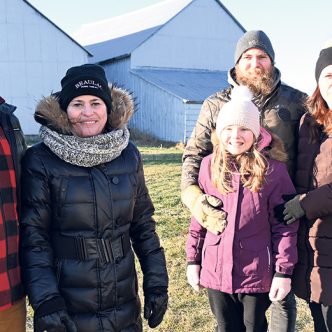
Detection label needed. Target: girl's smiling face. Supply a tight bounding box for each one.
[221,125,255,155]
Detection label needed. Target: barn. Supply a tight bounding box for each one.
[73,0,245,143]
[0,0,90,134]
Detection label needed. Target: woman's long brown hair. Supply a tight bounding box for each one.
[307,86,332,137]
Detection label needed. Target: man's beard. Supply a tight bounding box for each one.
[235,66,275,96]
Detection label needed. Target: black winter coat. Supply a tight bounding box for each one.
[20,88,168,332]
[292,113,332,305]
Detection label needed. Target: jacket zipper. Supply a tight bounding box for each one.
[267,246,271,272]
[303,129,326,300]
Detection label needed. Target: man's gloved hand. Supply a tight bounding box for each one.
[186,264,201,292]
[283,194,305,224]
[144,288,168,328]
[181,185,227,234]
[269,277,291,302]
[274,194,305,225]
[34,309,77,332]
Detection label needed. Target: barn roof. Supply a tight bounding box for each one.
[130,68,228,103]
[72,0,192,46]
[85,27,160,64]
[23,0,92,56]
[73,0,245,63]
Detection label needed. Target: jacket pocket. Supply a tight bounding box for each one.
[237,238,271,276]
[202,234,221,272]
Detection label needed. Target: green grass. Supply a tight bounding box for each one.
[139,146,314,332]
[25,144,314,331]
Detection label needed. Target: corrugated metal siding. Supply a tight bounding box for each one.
[131,76,185,142]
[184,103,202,142]
[0,0,89,134]
[102,58,132,90]
[131,68,228,102]
[101,61,204,143]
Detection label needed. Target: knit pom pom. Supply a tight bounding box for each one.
[323,39,332,49]
[230,86,253,102]
[216,85,260,138]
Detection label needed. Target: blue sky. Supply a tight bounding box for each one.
[28,0,332,95]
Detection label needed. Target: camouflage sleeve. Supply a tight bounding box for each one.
[181,95,224,190]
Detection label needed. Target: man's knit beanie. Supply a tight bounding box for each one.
[234,30,275,64]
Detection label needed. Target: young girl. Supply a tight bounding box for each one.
[186,86,299,332]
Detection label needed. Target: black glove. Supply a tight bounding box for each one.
[144,288,168,328]
[274,194,305,225]
[34,309,77,332]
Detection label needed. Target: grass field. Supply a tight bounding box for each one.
[26,144,314,331]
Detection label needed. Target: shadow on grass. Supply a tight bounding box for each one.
[142,153,182,165]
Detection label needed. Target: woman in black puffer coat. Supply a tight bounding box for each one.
[20,64,168,332]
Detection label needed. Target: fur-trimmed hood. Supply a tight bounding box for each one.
[34,86,134,135]
[211,126,288,163]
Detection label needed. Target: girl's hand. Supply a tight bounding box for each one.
[186,264,201,292]
[269,277,291,301]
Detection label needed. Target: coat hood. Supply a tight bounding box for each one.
[34,86,134,135]
[211,126,287,163]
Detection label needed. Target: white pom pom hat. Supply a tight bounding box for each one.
[216,86,261,139]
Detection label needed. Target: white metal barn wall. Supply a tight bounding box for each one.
[0,0,89,134]
[131,75,185,143]
[131,0,244,71]
[103,58,132,92]
[184,103,201,143]
[103,59,187,143]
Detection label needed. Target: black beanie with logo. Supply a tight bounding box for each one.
[58,64,112,111]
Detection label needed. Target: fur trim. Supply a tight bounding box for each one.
[266,132,288,163]
[34,86,134,134]
[108,86,135,129]
[35,96,72,134]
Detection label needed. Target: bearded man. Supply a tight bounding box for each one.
[181,30,307,332]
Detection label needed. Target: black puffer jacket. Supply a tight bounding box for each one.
[292,113,332,305]
[20,88,168,331]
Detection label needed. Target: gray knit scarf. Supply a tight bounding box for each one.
[40,126,130,167]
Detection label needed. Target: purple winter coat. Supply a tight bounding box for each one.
[186,129,299,294]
